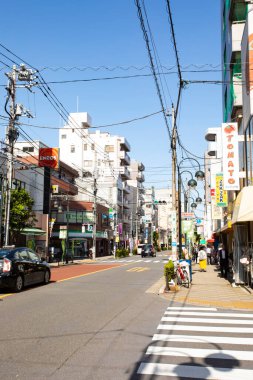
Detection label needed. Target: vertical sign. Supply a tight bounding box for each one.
[171,210,177,254]
[221,123,240,190]
[216,173,228,207]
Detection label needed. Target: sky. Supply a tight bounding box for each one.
[0,0,222,203]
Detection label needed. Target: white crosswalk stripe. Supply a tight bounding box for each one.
[136,306,253,379]
[100,259,164,264]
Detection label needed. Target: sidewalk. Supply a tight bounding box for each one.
[159,262,253,310]
[49,255,113,268]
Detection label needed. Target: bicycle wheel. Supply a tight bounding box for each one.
[183,270,190,288]
[176,269,182,286]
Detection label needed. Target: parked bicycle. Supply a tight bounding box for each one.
[176,263,190,288]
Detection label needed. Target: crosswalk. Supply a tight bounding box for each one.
[136,306,253,379]
[100,258,168,264]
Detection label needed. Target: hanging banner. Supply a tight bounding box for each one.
[216,173,228,207]
[211,196,222,220]
[221,123,240,190]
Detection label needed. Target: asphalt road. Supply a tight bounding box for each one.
[0,254,170,380]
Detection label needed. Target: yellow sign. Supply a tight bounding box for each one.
[216,173,228,207]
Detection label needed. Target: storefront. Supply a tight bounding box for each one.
[231,186,253,286]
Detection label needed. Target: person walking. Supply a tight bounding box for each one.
[218,243,228,278]
[206,245,212,265]
[198,245,207,272]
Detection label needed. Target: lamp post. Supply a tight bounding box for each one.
[178,158,204,259]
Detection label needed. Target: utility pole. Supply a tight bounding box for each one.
[3,64,35,247]
[4,66,18,247]
[171,104,178,257]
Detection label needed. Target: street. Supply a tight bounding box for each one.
[1,255,253,379]
[0,254,169,379]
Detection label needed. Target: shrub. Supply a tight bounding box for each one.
[115,248,129,258]
[132,248,137,255]
[164,260,175,290]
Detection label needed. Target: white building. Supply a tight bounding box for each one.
[59,112,133,245]
[154,188,173,247]
[127,160,145,244]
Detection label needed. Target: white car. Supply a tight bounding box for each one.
[137,244,145,255]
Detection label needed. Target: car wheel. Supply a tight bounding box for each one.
[14,275,23,292]
[44,270,50,284]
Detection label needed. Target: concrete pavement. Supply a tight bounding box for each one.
[159,261,253,310]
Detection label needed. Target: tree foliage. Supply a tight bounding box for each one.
[9,189,37,242]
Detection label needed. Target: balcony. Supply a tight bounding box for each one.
[119,166,131,180]
[123,199,130,209]
[206,141,217,157]
[123,184,131,194]
[138,162,145,172]
[119,138,131,152]
[232,23,244,52]
[137,172,145,182]
[119,150,130,166]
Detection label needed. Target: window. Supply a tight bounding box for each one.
[28,250,39,261]
[61,134,67,139]
[71,145,75,153]
[105,145,114,153]
[91,144,95,150]
[84,160,93,167]
[230,2,247,23]
[22,146,34,153]
[18,249,30,260]
[83,144,88,150]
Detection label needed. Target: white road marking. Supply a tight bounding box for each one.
[167,307,217,311]
[146,345,253,360]
[161,316,253,325]
[157,324,253,333]
[165,311,253,318]
[137,363,253,379]
[152,333,253,345]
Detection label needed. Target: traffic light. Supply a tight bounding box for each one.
[154,200,167,205]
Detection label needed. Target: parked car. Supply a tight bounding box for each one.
[141,244,156,257]
[0,247,51,292]
[137,244,145,255]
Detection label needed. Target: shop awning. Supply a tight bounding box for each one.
[232,186,253,224]
[20,227,46,236]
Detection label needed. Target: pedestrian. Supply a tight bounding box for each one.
[218,243,228,278]
[206,245,212,265]
[198,245,207,272]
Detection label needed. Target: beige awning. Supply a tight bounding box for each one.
[232,186,253,224]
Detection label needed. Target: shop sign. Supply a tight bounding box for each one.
[39,147,59,169]
[109,208,114,219]
[221,123,239,190]
[215,173,228,207]
[211,196,222,219]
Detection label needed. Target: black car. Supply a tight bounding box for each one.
[0,247,51,292]
[141,244,156,257]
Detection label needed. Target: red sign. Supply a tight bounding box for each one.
[39,148,59,169]
[210,188,215,196]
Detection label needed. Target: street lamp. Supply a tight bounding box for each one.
[178,158,204,259]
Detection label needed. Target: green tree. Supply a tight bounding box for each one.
[153,230,159,249]
[9,189,37,243]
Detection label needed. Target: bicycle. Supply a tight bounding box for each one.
[176,263,190,288]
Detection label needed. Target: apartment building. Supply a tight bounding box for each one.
[221,0,253,285]
[127,160,145,245]
[59,112,132,247]
[154,188,173,247]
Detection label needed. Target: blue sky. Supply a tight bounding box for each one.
[0,0,222,196]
